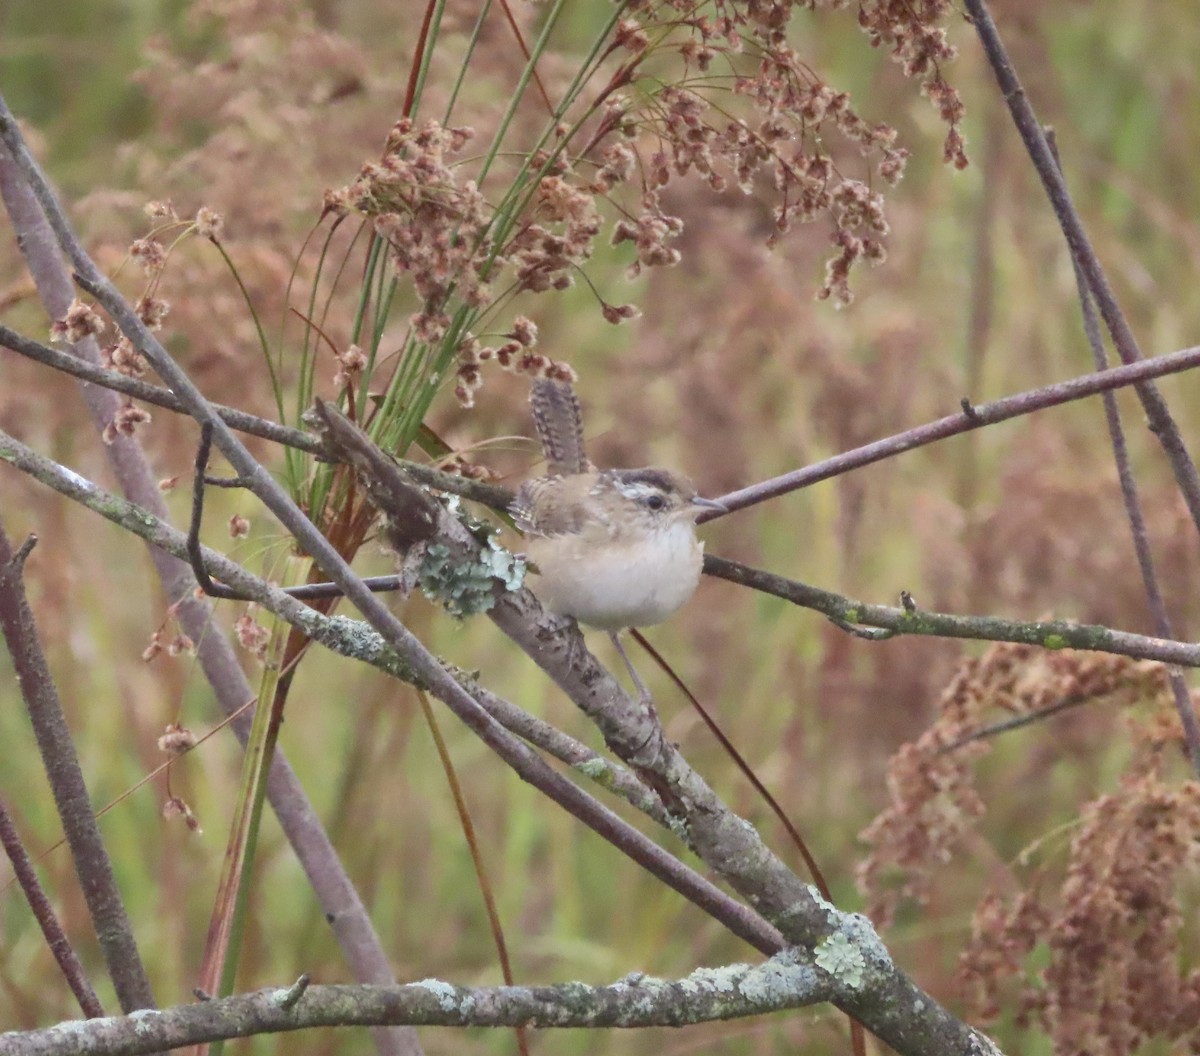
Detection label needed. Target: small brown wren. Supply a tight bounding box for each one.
[511,379,724,697]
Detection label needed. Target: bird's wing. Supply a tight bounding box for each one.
[511,476,594,537]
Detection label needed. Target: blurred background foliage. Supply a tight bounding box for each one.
[2,0,1200,1053]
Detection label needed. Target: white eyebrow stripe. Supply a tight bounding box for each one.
[612,481,662,501]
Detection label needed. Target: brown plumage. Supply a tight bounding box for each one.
[529,378,590,476]
[513,379,726,695]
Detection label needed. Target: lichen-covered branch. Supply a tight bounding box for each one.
[4,954,832,1056]
[704,555,1200,668]
[0,423,782,958]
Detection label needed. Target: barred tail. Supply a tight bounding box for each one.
[530,378,589,476]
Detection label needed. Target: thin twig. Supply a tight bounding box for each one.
[189,422,249,600]
[0,323,514,510]
[1046,128,1200,775]
[629,628,870,1056]
[701,343,1200,520]
[415,689,530,1056]
[0,322,323,451]
[0,122,421,1056]
[936,693,1096,755]
[703,555,1200,668]
[962,0,1200,538]
[0,522,156,1014]
[0,794,105,1019]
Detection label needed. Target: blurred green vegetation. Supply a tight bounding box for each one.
[2,0,1200,1054]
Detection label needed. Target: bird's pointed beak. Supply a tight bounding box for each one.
[691,496,728,512]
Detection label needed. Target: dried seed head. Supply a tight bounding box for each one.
[195,206,225,240]
[102,402,153,444]
[130,238,167,276]
[508,317,538,348]
[162,795,202,832]
[166,634,195,657]
[144,200,179,222]
[142,632,164,663]
[333,343,368,389]
[234,611,270,660]
[157,723,197,755]
[136,296,170,332]
[51,299,106,344]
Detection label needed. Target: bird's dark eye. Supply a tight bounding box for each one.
[644,493,666,511]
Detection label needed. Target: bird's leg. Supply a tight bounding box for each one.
[609,630,654,707]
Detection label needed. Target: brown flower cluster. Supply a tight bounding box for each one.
[857,643,1168,926]
[101,402,153,445]
[860,639,1200,1053]
[234,607,271,661]
[853,0,966,167]
[326,120,593,404]
[959,761,1200,1054]
[326,118,488,349]
[319,0,966,410]
[580,0,963,305]
[455,317,576,409]
[50,299,106,344]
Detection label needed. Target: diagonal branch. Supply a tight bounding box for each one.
[0,124,420,1056]
[961,0,1200,537]
[702,344,1200,519]
[0,423,783,957]
[1045,130,1200,774]
[0,521,155,1015]
[0,789,105,1020]
[0,321,513,510]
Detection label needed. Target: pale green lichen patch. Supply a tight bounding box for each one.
[738,951,814,1006]
[417,538,526,618]
[680,965,741,996]
[412,978,459,1011]
[814,932,866,989]
[576,757,612,781]
[479,536,527,591]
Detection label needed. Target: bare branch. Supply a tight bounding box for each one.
[702,343,1200,519]
[0,322,323,452]
[0,322,515,511]
[0,793,105,1019]
[936,693,1096,755]
[962,0,1200,537]
[0,522,154,1014]
[1045,128,1200,774]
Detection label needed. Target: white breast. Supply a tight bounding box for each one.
[527,520,704,630]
